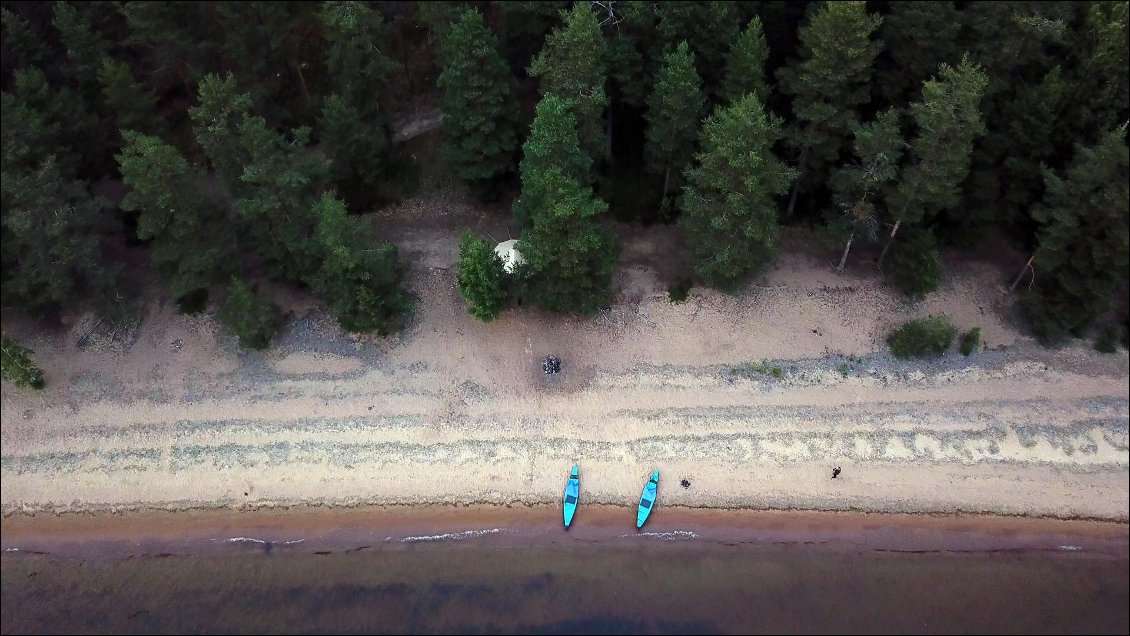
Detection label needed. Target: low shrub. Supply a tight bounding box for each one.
[888,315,956,359]
[960,327,982,356]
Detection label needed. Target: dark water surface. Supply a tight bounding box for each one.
[3,528,1127,635]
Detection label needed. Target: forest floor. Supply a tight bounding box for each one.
[1,130,1127,520]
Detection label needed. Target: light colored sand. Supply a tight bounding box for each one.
[2,218,1127,520]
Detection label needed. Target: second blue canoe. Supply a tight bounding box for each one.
[636,469,659,529]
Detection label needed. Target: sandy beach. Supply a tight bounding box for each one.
[2,192,1128,523]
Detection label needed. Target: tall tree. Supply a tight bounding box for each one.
[318,94,390,203]
[512,95,593,228]
[644,41,706,203]
[116,131,236,300]
[98,57,162,139]
[494,0,568,77]
[678,94,798,290]
[826,109,903,271]
[219,278,283,350]
[653,1,739,97]
[515,95,617,314]
[457,231,509,322]
[778,1,883,218]
[721,16,771,105]
[305,193,411,335]
[529,3,608,165]
[1021,127,1129,343]
[438,9,520,198]
[189,73,254,194]
[874,1,962,109]
[878,56,987,268]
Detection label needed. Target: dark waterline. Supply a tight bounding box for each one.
[3,536,1127,635]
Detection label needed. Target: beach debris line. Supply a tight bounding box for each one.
[637,469,660,529]
[563,464,580,528]
[543,355,561,374]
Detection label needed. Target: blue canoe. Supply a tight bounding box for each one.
[636,469,659,529]
[563,464,580,528]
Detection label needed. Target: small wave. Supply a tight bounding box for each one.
[622,530,701,540]
[222,537,305,545]
[401,528,506,543]
[4,548,20,552]
[1058,545,1083,551]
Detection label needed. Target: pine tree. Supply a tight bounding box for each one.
[11,66,101,176]
[515,96,617,314]
[778,1,883,218]
[653,1,739,98]
[318,94,389,205]
[678,94,798,290]
[233,118,328,282]
[1021,127,1129,343]
[1,7,52,69]
[874,1,961,108]
[117,131,237,300]
[98,57,161,138]
[721,16,771,104]
[457,231,509,322]
[52,1,111,90]
[305,194,411,334]
[644,41,705,203]
[438,9,520,197]
[495,0,568,77]
[1,157,114,313]
[219,278,283,350]
[1,333,45,390]
[189,73,254,194]
[878,56,987,268]
[827,109,903,271]
[529,3,608,165]
[512,95,593,228]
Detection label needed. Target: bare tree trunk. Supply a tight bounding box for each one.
[1009,254,1036,294]
[662,162,672,201]
[295,61,312,109]
[836,233,855,272]
[606,107,614,167]
[785,145,809,217]
[876,219,901,269]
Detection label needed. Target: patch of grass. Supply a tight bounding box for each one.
[667,279,692,304]
[838,362,852,378]
[744,360,783,378]
[959,327,982,356]
[887,315,957,359]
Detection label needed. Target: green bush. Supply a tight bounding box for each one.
[667,279,692,303]
[457,231,509,322]
[960,327,982,356]
[1,332,45,389]
[176,288,209,315]
[219,278,283,350]
[887,315,956,359]
[887,230,942,298]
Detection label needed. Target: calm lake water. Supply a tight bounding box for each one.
[3,524,1127,634]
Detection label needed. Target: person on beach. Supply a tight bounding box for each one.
[832,467,841,479]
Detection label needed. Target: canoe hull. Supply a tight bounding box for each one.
[636,470,660,529]
[563,465,580,528]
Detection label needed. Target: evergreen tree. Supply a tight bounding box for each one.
[1,333,45,390]
[457,231,509,322]
[512,95,594,228]
[778,1,882,218]
[529,3,608,165]
[874,1,962,108]
[1021,127,1129,343]
[117,131,237,300]
[1,157,114,313]
[98,57,161,138]
[886,228,943,298]
[721,16,771,104]
[438,9,520,197]
[878,56,987,268]
[644,41,706,203]
[219,278,283,350]
[189,73,254,194]
[11,66,101,176]
[494,0,568,77]
[119,0,216,91]
[318,94,390,202]
[678,94,798,290]
[52,1,112,91]
[515,96,617,314]
[306,194,411,334]
[233,118,328,282]
[653,1,739,97]
[827,109,903,271]
[1,7,52,69]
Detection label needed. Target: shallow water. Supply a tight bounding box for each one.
[3,522,1127,635]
